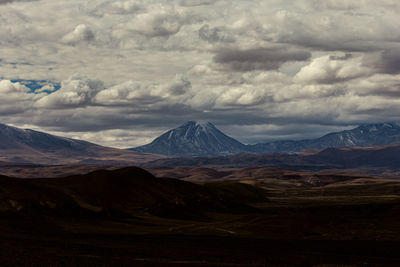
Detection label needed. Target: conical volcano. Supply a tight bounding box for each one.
[131,121,246,157]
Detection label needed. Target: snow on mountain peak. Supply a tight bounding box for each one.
[133,121,245,157]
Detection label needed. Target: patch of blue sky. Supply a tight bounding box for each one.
[11,79,61,94]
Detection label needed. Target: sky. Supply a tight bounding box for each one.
[1,0,400,148]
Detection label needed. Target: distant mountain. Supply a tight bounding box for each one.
[249,123,400,153]
[131,122,400,157]
[0,123,161,165]
[143,142,400,175]
[130,121,247,157]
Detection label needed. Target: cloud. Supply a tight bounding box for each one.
[94,82,162,106]
[94,75,192,106]
[0,80,40,115]
[373,49,400,74]
[179,0,220,7]
[216,86,269,107]
[124,6,184,37]
[0,80,29,93]
[349,73,400,98]
[295,54,371,84]
[213,47,311,72]
[198,24,234,43]
[305,0,367,10]
[107,0,142,15]
[35,75,103,109]
[0,0,37,5]
[61,24,95,45]
[161,75,192,96]
[268,4,400,52]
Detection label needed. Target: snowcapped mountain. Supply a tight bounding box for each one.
[250,123,400,153]
[131,121,247,157]
[0,123,160,165]
[132,122,400,157]
[3,121,399,163]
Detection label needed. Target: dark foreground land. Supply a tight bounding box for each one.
[1,167,400,266]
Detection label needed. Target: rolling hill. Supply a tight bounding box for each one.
[0,166,267,219]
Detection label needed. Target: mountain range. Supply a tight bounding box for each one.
[249,122,400,154]
[2,121,400,168]
[131,121,400,157]
[0,123,161,165]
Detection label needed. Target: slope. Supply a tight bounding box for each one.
[250,122,400,153]
[0,123,161,165]
[131,121,247,157]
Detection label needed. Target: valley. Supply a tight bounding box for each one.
[1,166,400,266]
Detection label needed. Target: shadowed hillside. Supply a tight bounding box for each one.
[0,167,267,220]
[2,166,400,265]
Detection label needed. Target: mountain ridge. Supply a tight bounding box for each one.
[132,121,400,157]
[3,121,400,163]
[0,123,162,165]
[250,122,400,153]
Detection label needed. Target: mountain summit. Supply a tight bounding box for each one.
[132,121,400,157]
[131,121,246,157]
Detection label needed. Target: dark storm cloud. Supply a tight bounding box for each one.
[376,49,400,74]
[362,48,400,74]
[281,36,382,52]
[213,47,311,72]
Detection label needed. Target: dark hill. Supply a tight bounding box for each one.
[0,167,267,220]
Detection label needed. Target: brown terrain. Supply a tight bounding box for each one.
[2,165,400,266]
[0,145,164,165]
[144,142,400,177]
